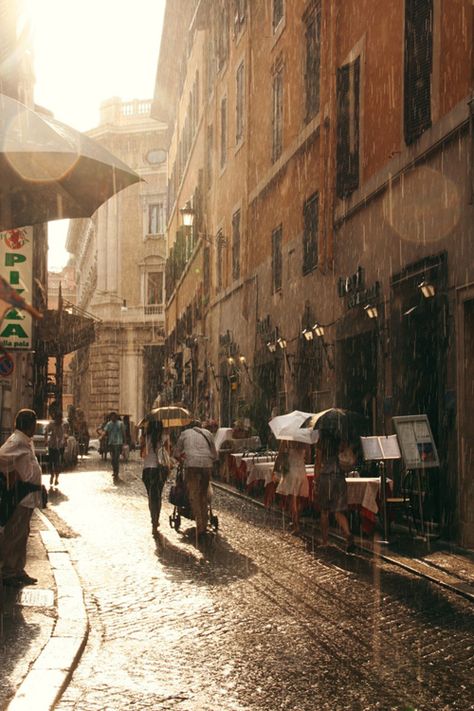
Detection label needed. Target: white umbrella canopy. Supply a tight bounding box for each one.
[269,410,322,444]
[0,93,141,231]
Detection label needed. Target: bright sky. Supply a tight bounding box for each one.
[24,0,165,271]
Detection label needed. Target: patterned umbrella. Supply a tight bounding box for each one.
[138,406,193,429]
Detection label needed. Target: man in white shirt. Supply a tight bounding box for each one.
[173,420,217,541]
[0,409,43,587]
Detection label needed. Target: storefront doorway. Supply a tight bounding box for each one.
[336,329,377,429]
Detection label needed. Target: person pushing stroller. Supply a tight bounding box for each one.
[173,419,217,542]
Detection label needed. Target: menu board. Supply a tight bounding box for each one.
[392,415,439,469]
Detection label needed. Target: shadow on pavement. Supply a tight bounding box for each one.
[308,542,474,631]
[0,599,41,707]
[155,529,258,587]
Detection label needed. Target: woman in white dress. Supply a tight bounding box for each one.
[275,440,309,532]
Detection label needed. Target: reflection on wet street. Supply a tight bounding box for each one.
[48,454,473,711]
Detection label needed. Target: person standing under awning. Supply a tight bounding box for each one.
[0,409,43,587]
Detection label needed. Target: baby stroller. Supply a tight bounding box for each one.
[168,463,219,532]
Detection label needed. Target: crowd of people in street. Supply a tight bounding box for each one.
[1,400,363,592]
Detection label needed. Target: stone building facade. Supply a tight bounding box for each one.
[154,1,473,545]
[66,98,168,434]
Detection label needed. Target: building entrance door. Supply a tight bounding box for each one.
[337,329,377,429]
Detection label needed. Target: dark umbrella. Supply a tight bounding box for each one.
[302,408,370,444]
[0,93,141,231]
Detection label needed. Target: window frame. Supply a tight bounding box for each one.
[236,61,245,146]
[232,209,241,281]
[147,202,165,236]
[271,224,283,294]
[302,192,319,275]
[304,1,322,123]
[336,56,360,199]
[220,95,228,170]
[272,0,284,33]
[272,63,284,163]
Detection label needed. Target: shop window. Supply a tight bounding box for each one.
[272,64,284,162]
[336,56,360,198]
[404,0,433,145]
[304,1,321,122]
[272,224,282,293]
[232,209,241,281]
[236,61,245,145]
[303,192,318,274]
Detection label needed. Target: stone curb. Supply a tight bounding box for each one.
[6,509,89,711]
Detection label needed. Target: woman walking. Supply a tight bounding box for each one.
[275,440,310,533]
[141,419,170,537]
[314,430,355,552]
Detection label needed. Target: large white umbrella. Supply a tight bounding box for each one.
[269,410,321,444]
[0,93,141,231]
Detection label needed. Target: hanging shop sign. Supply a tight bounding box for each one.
[338,266,380,309]
[0,227,33,349]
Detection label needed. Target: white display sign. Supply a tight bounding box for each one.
[0,227,33,349]
[392,415,440,469]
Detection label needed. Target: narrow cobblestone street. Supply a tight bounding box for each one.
[44,454,473,711]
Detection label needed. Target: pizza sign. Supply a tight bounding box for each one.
[0,227,33,349]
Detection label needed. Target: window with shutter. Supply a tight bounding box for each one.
[272,225,283,293]
[404,0,433,145]
[304,2,321,122]
[336,56,360,199]
[272,66,283,162]
[303,192,319,274]
[216,230,224,293]
[220,96,227,169]
[203,246,210,298]
[232,209,241,281]
[236,62,245,145]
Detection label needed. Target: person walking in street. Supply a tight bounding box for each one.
[275,440,310,533]
[103,412,125,483]
[0,409,43,587]
[45,411,65,486]
[314,430,355,552]
[173,419,217,542]
[141,419,171,537]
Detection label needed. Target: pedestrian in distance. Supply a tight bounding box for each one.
[0,409,44,587]
[103,412,125,483]
[314,430,355,552]
[173,419,217,543]
[275,440,310,534]
[45,410,65,486]
[141,419,171,537]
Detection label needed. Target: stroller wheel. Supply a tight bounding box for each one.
[169,514,174,529]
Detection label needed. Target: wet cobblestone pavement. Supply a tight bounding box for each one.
[45,453,473,711]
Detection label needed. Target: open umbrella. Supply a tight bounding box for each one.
[301,408,370,443]
[0,93,141,231]
[138,406,193,429]
[269,410,320,444]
